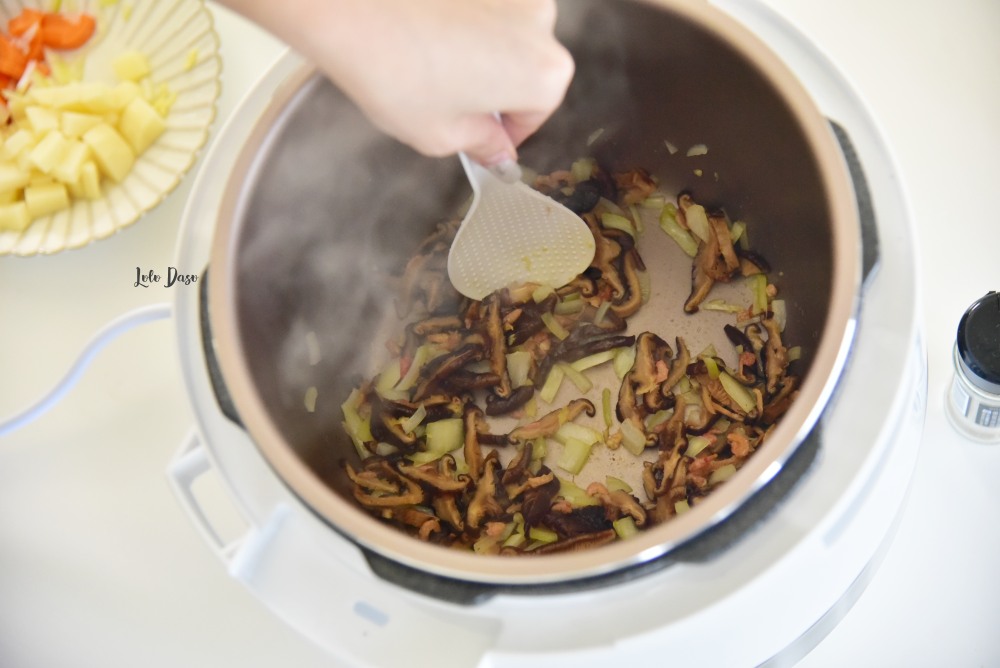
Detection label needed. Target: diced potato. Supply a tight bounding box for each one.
[118,97,165,153]
[78,161,102,200]
[29,131,71,174]
[87,81,141,114]
[113,51,151,82]
[3,129,36,160]
[23,182,70,219]
[61,111,103,138]
[52,140,90,185]
[27,82,102,109]
[82,123,134,183]
[0,201,31,232]
[0,162,30,193]
[25,106,60,134]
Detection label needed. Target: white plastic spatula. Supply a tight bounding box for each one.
[447,152,596,301]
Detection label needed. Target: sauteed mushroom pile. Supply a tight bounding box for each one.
[339,159,801,555]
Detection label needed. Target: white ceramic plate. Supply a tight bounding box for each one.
[0,0,221,256]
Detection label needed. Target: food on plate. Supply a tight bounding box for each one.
[340,159,801,555]
[0,9,171,232]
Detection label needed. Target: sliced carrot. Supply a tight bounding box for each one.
[0,35,28,79]
[40,13,96,50]
[8,9,43,38]
[26,31,44,62]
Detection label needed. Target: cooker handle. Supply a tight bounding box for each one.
[167,430,502,665]
[167,430,249,562]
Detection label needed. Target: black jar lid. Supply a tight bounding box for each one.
[957,291,1000,394]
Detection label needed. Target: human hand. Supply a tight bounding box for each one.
[221,0,574,166]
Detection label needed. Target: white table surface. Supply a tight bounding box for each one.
[1,2,998,666]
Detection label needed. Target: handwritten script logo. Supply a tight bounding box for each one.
[134,267,198,288]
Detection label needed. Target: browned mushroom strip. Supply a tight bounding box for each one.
[614,168,657,205]
[534,326,636,388]
[508,398,596,443]
[708,211,740,277]
[531,529,617,554]
[432,494,464,532]
[485,385,535,416]
[483,295,512,399]
[466,452,505,529]
[587,482,648,527]
[398,456,470,492]
[762,317,790,395]
[349,461,425,508]
[661,336,691,397]
[585,213,626,299]
[610,251,644,318]
[463,404,487,482]
[412,343,484,401]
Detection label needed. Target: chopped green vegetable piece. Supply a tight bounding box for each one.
[570,157,596,182]
[613,345,637,380]
[600,212,636,239]
[685,434,713,458]
[628,203,644,235]
[420,418,464,463]
[399,403,427,435]
[558,477,600,506]
[304,386,319,413]
[554,298,585,315]
[396,344,431,391]
[538,365,565,404]
[613,516,639,540]
[641,195,666,209]
[605,475,632,493]
[702,355,720,379]
[529,526,560,543]
[570,349,618,372]
[555,421,603,446]
[709,463,738,486]
[506,350,533,388]
[658,205,699,257]
[602,388,613,431]
[541,312,570,340]
[730,220,746,245]
[719,371,758,415]
[375,358,406,399]
[684,202,711,242]
[772,299,787,332]
[674,500,691,515]
[341,389,373,456]
[747,274,768,315]
[557,436,594,474]
[645,409,673,430]
[619,420,648,456]
[593,299,611,326]
[557,362,593,394]
[702,299,743,314]
[531,437,547,461]
[532,284,555,303]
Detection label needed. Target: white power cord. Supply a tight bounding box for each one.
[0,302,173,438]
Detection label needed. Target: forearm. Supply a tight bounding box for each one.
[214,0,574,163]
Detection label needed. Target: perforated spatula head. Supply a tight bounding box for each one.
[447,153,596,301]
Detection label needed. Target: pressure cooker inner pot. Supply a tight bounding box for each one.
[215,0,856,583]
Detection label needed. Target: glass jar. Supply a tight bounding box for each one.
[946,291,1000,443]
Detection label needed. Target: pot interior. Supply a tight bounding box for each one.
[214,0,855,581]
